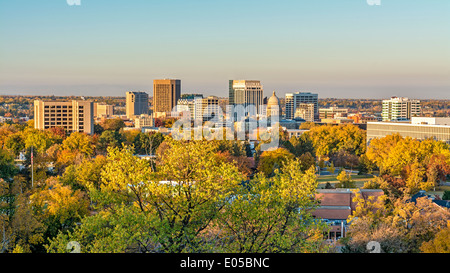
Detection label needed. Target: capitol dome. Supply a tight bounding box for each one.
[266,91,281,117]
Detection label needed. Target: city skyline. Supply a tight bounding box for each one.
[0,1,449,99]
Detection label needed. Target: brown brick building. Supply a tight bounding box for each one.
[312,188,384,241]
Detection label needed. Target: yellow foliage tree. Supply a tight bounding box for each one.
[420,221,450,253]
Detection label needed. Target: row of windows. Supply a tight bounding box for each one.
[44,105,71,109]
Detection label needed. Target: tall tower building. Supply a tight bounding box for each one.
[382,97,421,121]
[285,92,319,120]
[126,91,149,119]
[34,100,94,135]
[153,79,181,114]
[229,80,264,115]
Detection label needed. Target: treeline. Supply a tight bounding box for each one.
[0,121,449,253]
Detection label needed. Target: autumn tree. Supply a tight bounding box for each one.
[62,132,94,157]
[213,160,328,253]
[1,180,45,253]
[30,177,90,239]
[100,118,125,131]
[343,196,450,253]
[48,140,244,253]
[336,170,355,188]
[304,124,366,160]
[257,148,295,177]
[420,221,450,253]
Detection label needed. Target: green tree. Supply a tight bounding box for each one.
[215,160,328,253]
[0,149,17,181]
[443,191,450,200]
[50,141,244,253]
[4,133,25,157]
[98,130,125,152]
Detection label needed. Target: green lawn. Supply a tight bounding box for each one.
[317,174,375,189]
[425,185,450,199]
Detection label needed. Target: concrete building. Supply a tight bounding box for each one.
[382,97,421,121]
[199,96,220,123]
[153,79,181,114]
[176,94,203,121]
[134,114,154,129]
[34,100,94,134]
[319,107,348,120]
[94,103,114,118]
[294,103,315,122]
[126,91,149,119]
[321,117,354,124]
[367,117,450,144]
[285,92,318,120]
[229,80,264,115]
[176,95,220,123]
[286,129,309,139]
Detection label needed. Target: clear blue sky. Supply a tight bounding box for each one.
[0,0,449,99]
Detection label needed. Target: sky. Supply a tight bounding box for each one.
[0,0,449,99]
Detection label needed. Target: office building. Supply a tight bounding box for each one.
[94,103,114,118]
[285,92,318,120]
[199,96,220,122]
[126,91,149,119]
[34,100,94,135]
[153,79,181,114]
[319,107,348,120]
[134,114,154,129]
[177,95,220,123]
[229,80,264,115]
[294,103,315,122]
[367,117,450,144]
[176,94,203,121]
[381,97,421,121]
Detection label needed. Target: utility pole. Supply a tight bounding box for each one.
[31,146,34,188]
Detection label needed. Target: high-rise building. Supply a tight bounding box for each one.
[285,92,318,120]
[295,103,315,122]
[229,80,264,115]
[381,97,421,121]
[176,94,204,121]
[176,95,219,122]
[153,79,181,114]
[126,91,149,119]
[199,96,220,122]
[34,100,94,134]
